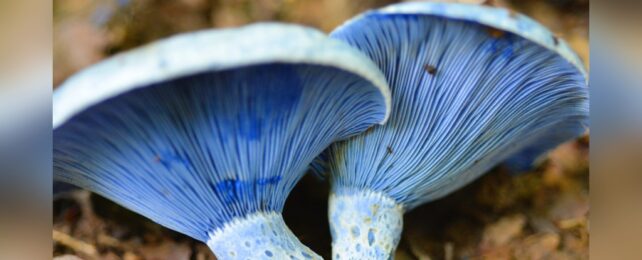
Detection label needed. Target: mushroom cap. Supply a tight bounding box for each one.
[326,2,588,209]
[54,22,390,128]
[334,2,587,79]
[53,23,390,241]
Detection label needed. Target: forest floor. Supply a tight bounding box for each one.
[53,0,589,259]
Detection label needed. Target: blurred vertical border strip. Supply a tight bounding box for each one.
[0,0,52,259]
[590,0,642,259]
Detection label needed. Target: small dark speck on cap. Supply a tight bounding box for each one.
[424,64,437,75]
[552,35,559,46]
[486,27,505,38]
[386,146,393,154]
[365,126,375,134]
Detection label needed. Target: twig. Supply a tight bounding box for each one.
[53,229,98,257]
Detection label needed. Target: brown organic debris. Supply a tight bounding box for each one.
[481,214,526,247]
[53,229,98,257]
[424,64,437,75]
[486,27,506,38]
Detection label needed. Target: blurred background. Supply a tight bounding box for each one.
[51,0,591,259]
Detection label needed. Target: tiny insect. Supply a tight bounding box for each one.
[552,35,559,46]
[387,146,393,154]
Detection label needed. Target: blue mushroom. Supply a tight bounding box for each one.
[53,23,391,259]
[322,3,588,259]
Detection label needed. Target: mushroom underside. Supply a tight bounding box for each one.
[54,63,388,241]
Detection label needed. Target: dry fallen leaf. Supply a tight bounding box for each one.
[514,233,561,259]
[481,214,526,247]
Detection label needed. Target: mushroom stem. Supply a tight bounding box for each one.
[206,212,320,260]
[329,190,404,260]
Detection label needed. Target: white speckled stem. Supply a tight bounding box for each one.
[329,190,404,260]
[206,212,321,260]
